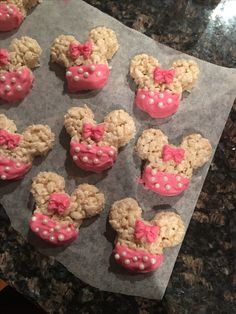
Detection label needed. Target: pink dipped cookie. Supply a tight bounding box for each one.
[0,114,54,180]
[0,36,42,103]
[0,0,40,32]
[136,129,212,196]
[51,27,119,92]
[30,172,105,245]
[130,54,199,118]
[109,198,185,273]
[64,105,135,173]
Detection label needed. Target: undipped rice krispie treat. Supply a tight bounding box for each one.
[30,171,105,245]
[64,105,136,173]
[109,198,185,273]
[136,129,212,196]
[0,0,41,32]
[0,36,42,102]
[0,114,54,180]
[51,27,119,92]
[130,54,199,118]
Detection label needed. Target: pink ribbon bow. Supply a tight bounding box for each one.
[69,41,92,60]
[82,123,105,142]
[0,129,21,149]
[0,49,9,66]
[153,67,175,84]
[162,144,185,164]
[134,220,159,243]
[48,193,71,215]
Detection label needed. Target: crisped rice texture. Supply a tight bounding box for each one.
[136,129,212,179]
[172,59,199,91]
[22,0,40,11]
[0,114,17,133]
[109,198,185,254]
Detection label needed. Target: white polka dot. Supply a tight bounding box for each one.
[158,102,164,108]
[121,251,127,257]
[159,93,164,98]
[42,218,48,225]
[155,183,160,188]
[5,85,11,92]
[139,263,145,270]
[149,91,154,97]
[140,94,145,99]
[0,76,6,82]
[74,147,80,153]
[16,85,22,92]
[176,176,181,181]
[31,216,37,221]
[108,150,114,156]
[82,156,88,162]
[16,163,21,168]
[178,183,183,188]
[66,227,71,233]
[58,234,65,241]
[90,65,96,71]
[151,169,157,175]
[54,225,60,231]
[96,71,101,77]
[150,177,155,182]
[167,98,173,103]
[42,230,48,237]
[49,228,54,233]
[8,8,13,14]
[148,98,154,105]
[93,158,99,164]
[6,14,10,18]
[97,150,103,156]
[0,13,2,17]
[73,75,80,81]
[87,144,92,150]
[114,253,120,260]
[66,71,72,77]
[11,77,16,83]
[124,259,130,265]
[83,72,89,78]
[49,236,55,242]
[1,175,6,180]
[166,184,171,190]
[73,155,78,161]
[133,256,138,262]
[34,227,39,233]
[78,68,83,74]
[143,256,149,262]
[150,258,156,265]
[163,176,168,182]
[4,166,10,172]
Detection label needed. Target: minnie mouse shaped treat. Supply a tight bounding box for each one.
[64,105,135,173]
[30,171,105,245]
[51,27,119,92]
[109,198,185,273]
[136,129,212,196]
[130,54,199,118]
[0,36,42,103]
[0,114,54,180]
[0,0,41,32]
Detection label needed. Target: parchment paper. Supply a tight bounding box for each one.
[0,0,236,300]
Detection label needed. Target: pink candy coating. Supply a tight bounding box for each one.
[162,144,185,164]
[113,243,164,273]
[0,49,9,66]
[0,68,34,103]
[135,88,180,118]
[30,212,78,245]
[134,220,159,243]
[82,123,105,142]
[140,167,190,196]
[48,192,71,215]
[70,141,117,173]
[153,67,175,84]
[66,64,109,92]
[0,156,31,180]
[69,41,92,60]
[0,3,24,32]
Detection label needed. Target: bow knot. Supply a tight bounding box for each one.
[0,129,21,149]
[48,193,70,215]
[69,41,92,60]
[162,144,185,164]
[82,123,105,142]
[134,220,159,243]
[0,49,9,66]
[153,67,175,84]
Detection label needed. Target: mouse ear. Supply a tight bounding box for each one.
[31,171,65,210]
[64,105,96,138]
[89,27,119,61]
[130,54,160,88]
[109,198,142,234]
[0,114,17,133]
[8,36,42,69]
[68,184,105,222]
[21,124,54,157]
[22,0,40,10]
[181,133,212,169]
[172,59,199,92]
[102,110,136,148]
[136,128,168,162]
[152,211,185,248]
[51,35,80,68]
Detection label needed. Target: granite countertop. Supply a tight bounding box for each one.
[0,0,235,313]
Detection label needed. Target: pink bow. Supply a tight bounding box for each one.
[162,144,185,164]
[69,41,92,60]
[82,123,105,142]
[48,193,70,215]
[0,129,21,149]
[0,49,9,66]
[134,220,159,243]
[153,67,175,84]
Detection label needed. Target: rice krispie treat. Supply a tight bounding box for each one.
[0,36,42,103]
[64,105,135,173]
[30,171,105,245]
[51,27,119,92]
[130,54,199,118]
[109,198,185,273]
[136,129,212,196]
[0,0,41,32]
[0,114,54,180]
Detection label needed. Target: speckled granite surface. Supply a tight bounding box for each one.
[0,0,235,313]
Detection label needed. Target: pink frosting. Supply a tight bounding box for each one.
[140,166,190,196]
[0,156,31,180]
[0,3,24,32]
[30,212,78,245]
[82,123,105,142]
[162,144,185,164]
[66,64,109,92]
[48,193,71,215]
[134,220,159,243]
[135,88,180,118]
[0,68,34,103]
[113,243,163,273]
[0,129,21,149]
[0,49,9,66]
[70,141,117,173]
[69,41,92,60]
[153,67,175,84]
